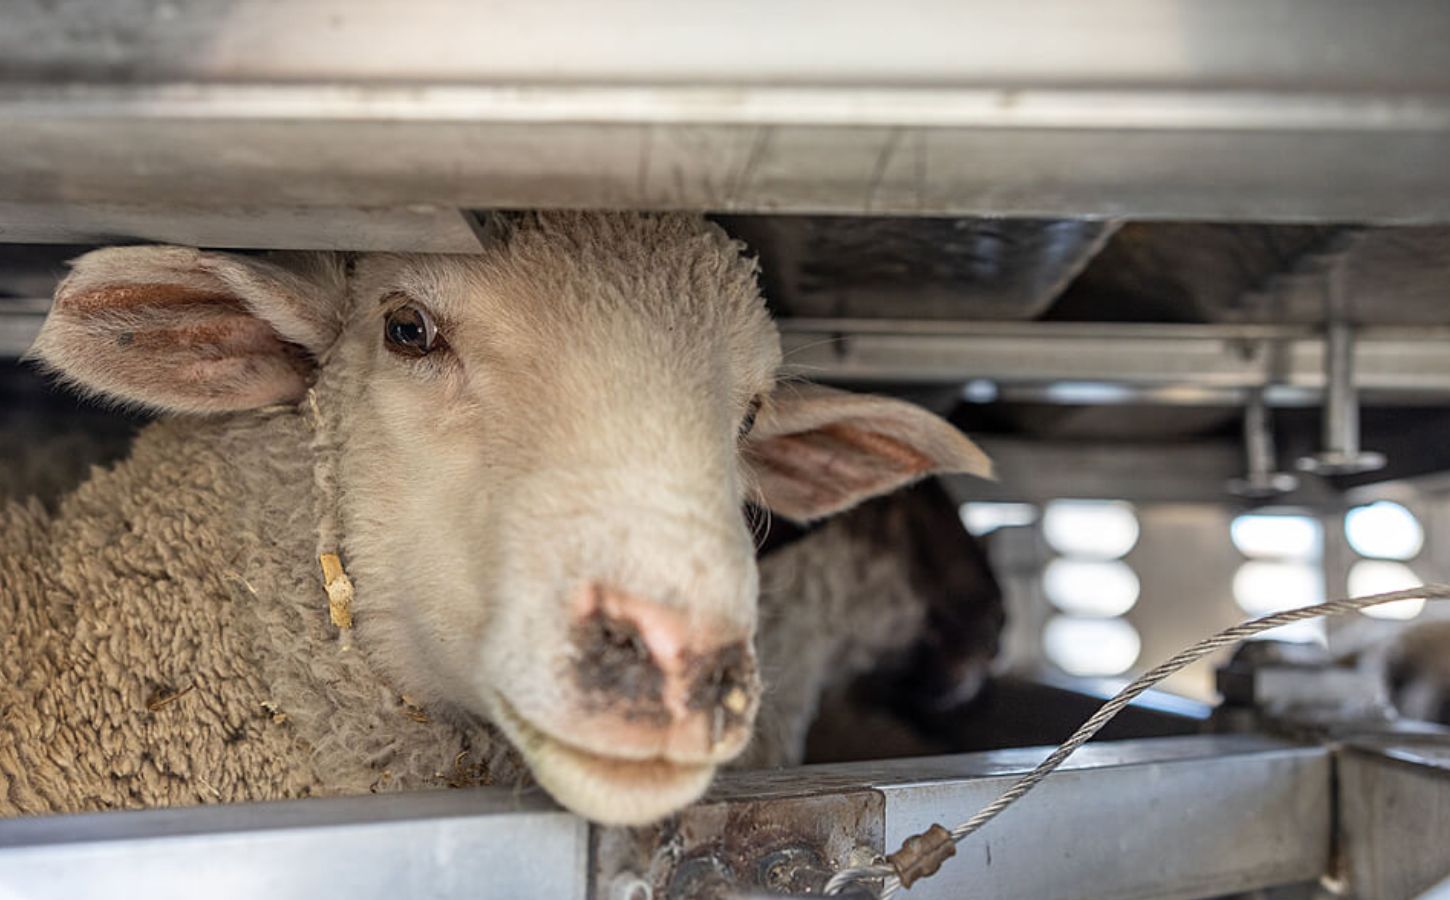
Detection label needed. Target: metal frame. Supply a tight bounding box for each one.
[5,734,1441,898]
[4,4,1450,897]
[0,736,1333,899]
[1339,740,1450,899]
[2,1,1450,227]
[777,320,1450,398]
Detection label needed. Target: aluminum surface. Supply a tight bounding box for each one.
[0,202,487,252]
[0,737,1329,900]
[0,790,589,900]
[7,0,1448,89]
[1338,741,1450,900]
[2,1,1449,220]
[777,321,1450,394]
[871,736,1330,900]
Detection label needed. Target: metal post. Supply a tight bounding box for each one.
[1227,388,1299,498]
[1297,252,1387,476]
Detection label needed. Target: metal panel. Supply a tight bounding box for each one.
[0,297,46,360]
[2,1,1450,221]
[0,203,487,252]
[719,217,1119,321]
[0,737,1329,899]
[870,736,1330,900]
[1420,875,1450,900]
[607,736,1329,899]
[0,790,589,900]
[7,0,1449,89]
[1338,742,1450,900]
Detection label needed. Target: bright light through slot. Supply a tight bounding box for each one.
[1043,616,1142,677]
[960,502,1038,536]
[1230,514,1322,561]
[1044,558,1140,617]
[1349,560,1426,620]
[1345,501,1424,561]
[1233,560,1328,644]
[1042,500,1139,559]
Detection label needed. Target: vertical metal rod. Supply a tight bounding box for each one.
[1323,320,1358,459]
[1228,388,1297,498]
[1245,390,1276,476]
[1296,249,1385,476]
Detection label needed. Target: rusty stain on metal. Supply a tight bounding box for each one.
[592,785,884,899]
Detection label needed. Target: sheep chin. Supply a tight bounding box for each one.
[490,693,717,826]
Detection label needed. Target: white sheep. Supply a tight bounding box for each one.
[1,212,990,825]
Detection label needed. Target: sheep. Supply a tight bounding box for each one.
[1,211,992,825]
[744,478,1003,766]
[1377,620,1450,725]
[0,376,1003,765]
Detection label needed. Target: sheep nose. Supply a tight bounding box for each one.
[569,584,758,758]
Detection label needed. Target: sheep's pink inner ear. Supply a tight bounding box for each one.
[744,385,992,523]
[31,262,315,414]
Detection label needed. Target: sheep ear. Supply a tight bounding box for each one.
[743,384,992,523]
[29,247,348,414]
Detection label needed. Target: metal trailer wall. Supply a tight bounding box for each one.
[4,4,1450,899]
[1,0,1450,241]
[0,736,1335,900]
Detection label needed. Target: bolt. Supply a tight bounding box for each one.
[1227,389,1298,499]
[610,875,653,900]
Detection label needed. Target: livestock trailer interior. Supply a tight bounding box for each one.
[2,2,1450,898]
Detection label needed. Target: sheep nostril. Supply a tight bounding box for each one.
[572,610,667,713]
[689,641,756,723]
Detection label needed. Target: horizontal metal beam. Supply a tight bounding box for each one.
[1,1,1449,221]
[0,203,487,253]
[956,437,1343,506]
[0,298,46,359]
[8,0,1449,90]
[867,737,1329,900]
[0,736,1330,900]
[8,312,1450,412]
[0,791,589,900]
[778,321,1450,397]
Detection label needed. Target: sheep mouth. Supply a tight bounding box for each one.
[491,694,716,825]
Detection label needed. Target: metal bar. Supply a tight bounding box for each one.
[0,202,487,253]
[688,735,1329,900]
[871,737,1330,899]
[1327,323,1360,457]
[777,320,1343,340]
[1295,243,1388,475]
[1226,388,1299,499]
[9,311,1450,401]
[0,737,1328,900]
[1,1,1449,220]
[6,0,1449,90]
[0,790,589,900]
[0,298,47,360]
[1337,741,1450,900]
[777,322,1450,393]
[956,438,1342,505]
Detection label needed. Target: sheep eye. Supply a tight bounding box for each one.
[384,304,440,357]
[739,395,763,438]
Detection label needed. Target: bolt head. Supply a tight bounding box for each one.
[1226,472,1300,499]
[1295,450,1387,476]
